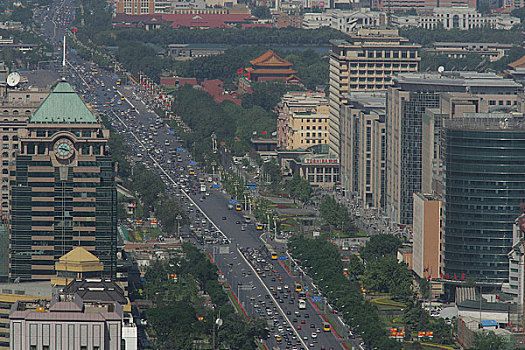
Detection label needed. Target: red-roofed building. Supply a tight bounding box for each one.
[160,76,199,87]
[202,79,241,105]
[246,50,300,83]
[165,13,257,28]
[112,14,164,30]
[112,13,257,29]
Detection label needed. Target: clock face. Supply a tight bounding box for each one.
[54,139,74,159]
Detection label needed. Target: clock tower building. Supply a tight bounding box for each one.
[9,81,117,281]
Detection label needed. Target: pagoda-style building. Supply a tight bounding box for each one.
[245,50,300,83]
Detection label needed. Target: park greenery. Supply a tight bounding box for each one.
[169,83,290,162]
[144,244,268,349]
[399,27,523,46]
[175,46,329,90]
[355,234,455,346]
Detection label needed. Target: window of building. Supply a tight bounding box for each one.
[384,51,391,58]
[392,52,399,58]
[82,131,91,137]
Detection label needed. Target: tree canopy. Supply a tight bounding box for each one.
[359,234,402,262]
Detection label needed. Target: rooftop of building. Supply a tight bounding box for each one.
[63,278,127,305]
[249,50,293,67]
[346,91,386,109]
[0,281,53,300]
[279,91,328,108]
[30,81,98,124]
[55,246,104,273]
[393,71,522,89]
[414,192,442,201]
[433,42,513,48]
[457,299,517,313]
[10,294,123,321]
[444,113,525,130]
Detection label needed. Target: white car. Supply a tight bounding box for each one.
[311,333,317,339]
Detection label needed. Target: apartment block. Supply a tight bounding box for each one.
[328,29,420,157]
[9,81,117,281]
[340,92,385,210]
[385,72,522,225]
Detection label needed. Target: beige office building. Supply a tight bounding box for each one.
[340,92,385,210]
[328,29,420,157]
[280,105,329,150]
[412,193,442,281]
[277,92,329,150]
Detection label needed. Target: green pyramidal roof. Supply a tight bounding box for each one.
[30,81,98,124]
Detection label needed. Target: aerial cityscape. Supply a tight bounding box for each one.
[0,0,525,348]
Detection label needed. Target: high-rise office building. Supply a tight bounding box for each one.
[328,29,420,158]
[386,72,522,225]
[9,81,117,281]
[340,92,385,210]
[442,115,525,284]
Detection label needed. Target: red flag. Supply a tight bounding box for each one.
[72,27,77,33]
[262,131,267,135]
[236,68,244,74]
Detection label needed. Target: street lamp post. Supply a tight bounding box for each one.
[266,209,272,238]
[273,215,279,240]
[176,214,182,237]
[234,181,239,201]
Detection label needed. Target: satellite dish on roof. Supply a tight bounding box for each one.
[437,66,445,74]
[7,72,20,87]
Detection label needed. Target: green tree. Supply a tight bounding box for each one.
[473,331,509,350]
[155,197,188,234]
[286,174,313,204]
[362,256,412,300]
[319,196,355,234]
[348,254,364,276]
[360,234,402,262]
[252,6,272,18]
[419,277,430,300]
[261,159,282,183]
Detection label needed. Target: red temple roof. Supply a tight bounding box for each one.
[249,50,293,67]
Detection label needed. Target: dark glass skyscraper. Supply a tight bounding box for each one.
[443,115,525,284]
[9,82,117,281]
